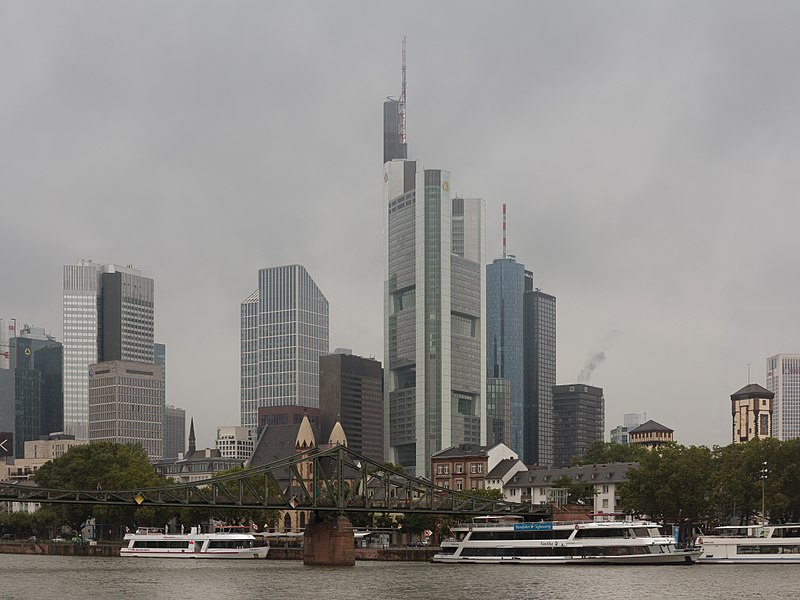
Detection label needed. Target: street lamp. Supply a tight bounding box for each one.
[761,461,768,524]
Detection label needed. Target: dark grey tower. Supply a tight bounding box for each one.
[523,277,556,466]
[319,352,384,463]
[98,270,154,363]
[553,384,604,467]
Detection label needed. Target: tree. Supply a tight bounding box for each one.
[462,488,503,501]
[32,442,171,536]
[621,444,713,524]
[574,441,648,466]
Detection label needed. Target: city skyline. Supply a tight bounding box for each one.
[3,3,800,448]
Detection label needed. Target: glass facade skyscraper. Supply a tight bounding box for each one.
[767,354,800,440]
[384,160,486,477]
[240,264,329,431]
[486,257,525,457]
[523,286,556,466]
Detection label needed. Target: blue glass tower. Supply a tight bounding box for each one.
[486,257,525,458]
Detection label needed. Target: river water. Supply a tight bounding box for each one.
[0,555,791,600]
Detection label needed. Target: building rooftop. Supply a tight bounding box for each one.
[485,458,522,480]
[431,443,490,459]
[731,383,775,401]
[504,462,638,489]
[628,419,673,434]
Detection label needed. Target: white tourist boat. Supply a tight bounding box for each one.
[121,526,269,559]
[432,516,701,564]
[697,524,800,563]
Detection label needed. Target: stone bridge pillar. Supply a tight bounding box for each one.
[302,514,355,566]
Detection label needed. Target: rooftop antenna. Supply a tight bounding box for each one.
[502,203,507,258]
[399,36,407,147]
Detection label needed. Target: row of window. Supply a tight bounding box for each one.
[435,463,485,475]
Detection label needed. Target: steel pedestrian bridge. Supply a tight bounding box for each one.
[0,445,547,517]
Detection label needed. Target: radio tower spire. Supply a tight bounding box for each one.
[399,36,407,146]
[502,203,507,258]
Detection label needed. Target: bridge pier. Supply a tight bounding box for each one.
[302,514,355,566]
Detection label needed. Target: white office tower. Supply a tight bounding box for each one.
[383,160,486,477]
[767,354,800,440]
[215,426,255,462]
[240,265,329,431]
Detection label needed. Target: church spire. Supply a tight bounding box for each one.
[187,418,196,455]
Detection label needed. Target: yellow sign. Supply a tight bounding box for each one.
[442,181,449,191]
[135,494,145,505]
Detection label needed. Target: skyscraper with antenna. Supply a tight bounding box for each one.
[486,205,556,466]
[383,39,486,477]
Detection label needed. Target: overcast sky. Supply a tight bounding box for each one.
[2,1,799,449]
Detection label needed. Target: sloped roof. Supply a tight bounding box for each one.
[731,383,774,401]
[504,462,638,489]
[247,419,321,468]
[431,443,489,459]
[628,419,673,434]
[485,458,522,480]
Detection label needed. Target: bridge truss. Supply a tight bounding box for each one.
[0,445,548,518]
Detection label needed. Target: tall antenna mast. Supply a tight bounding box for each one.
[502,203,507,258]
[399,36,407,146]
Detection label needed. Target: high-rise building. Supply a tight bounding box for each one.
[319,351,384,463]
[88,360,163,460]
[382,46,486,477]
[486,257,525,456]
[523,284,556,466]
[97,270,154,363]
[163,404,185,459]
[0,324,63,457]
[486,377,511,447]
[383,159,486,477]
[240,265,329,431]
[154,343,168,456]
[552,384,604,467]
[767,354,800,441]
[62,261,154,439]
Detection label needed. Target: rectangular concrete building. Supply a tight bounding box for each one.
[88,360,163,460]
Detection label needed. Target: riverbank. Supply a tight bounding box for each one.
[0,542,437,561]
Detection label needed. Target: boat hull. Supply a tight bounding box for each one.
[432,550,701,565]
[120,547,269,559]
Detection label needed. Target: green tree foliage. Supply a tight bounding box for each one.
[462,488,503,501]
[621,444,713,523]
[32,442,170,534]
[194,467,280,529]
[573,441,648,466]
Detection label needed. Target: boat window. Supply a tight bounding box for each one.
[470,530,572,541]
[574,528,625,539]
[774,528,800,538]
[131,540,190,549]
[208,539,253,549]
[737,545,780,554]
